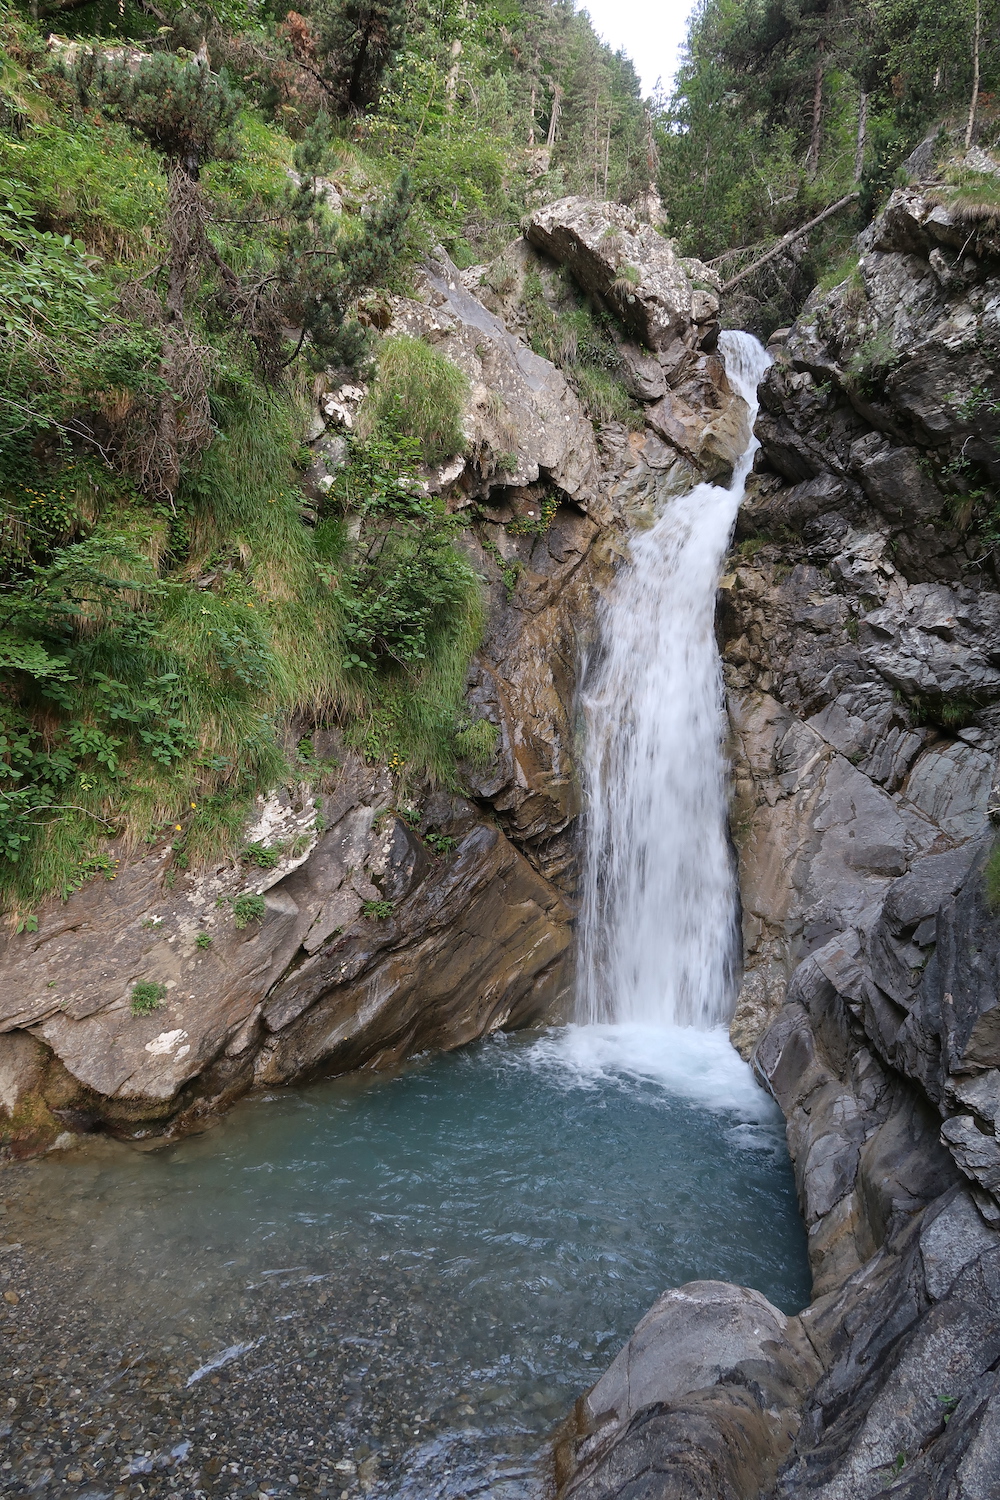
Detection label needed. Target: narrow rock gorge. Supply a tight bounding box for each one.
[7,163,1000,1500]
[0,198,736,1154]
[554,181,1000,1497]
[15,2,1000,1497]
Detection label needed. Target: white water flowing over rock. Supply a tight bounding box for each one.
[578,331,772,1028]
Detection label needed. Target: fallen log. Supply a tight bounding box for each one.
[721,192,859,295]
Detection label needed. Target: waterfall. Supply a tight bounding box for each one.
[577,331,772,1030]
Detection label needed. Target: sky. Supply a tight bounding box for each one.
[579,0,695,99]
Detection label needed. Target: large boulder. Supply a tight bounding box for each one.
[390,249,607,516]
[527,197,720,353]
[556,1282,818,1500]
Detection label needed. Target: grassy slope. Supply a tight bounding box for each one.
[0,0,650,919]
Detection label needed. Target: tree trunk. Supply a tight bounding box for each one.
[545,84,562,149]
[444,38,462,113]
[603,104,612,197]
[806,48,824,178]
[721,191,859,294]
[854,90,868,181]
[966,0,981,149]
[592,95,600,196]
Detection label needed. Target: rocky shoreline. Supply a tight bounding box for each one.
[7,185,1000,1499]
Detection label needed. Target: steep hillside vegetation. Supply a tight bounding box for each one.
[0,0,648,921]
[6,0,997,923]
[658,0,1000,329]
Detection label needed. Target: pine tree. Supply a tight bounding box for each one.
[69,50,240,178]
[63,55,412,499]
[315,0,407,114]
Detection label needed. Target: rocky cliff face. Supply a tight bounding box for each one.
[0,206,747,1158]
[556,183,1000,1498]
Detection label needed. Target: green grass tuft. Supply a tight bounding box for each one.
[358,335,469,465]
[232,893,267,929]
[454,717,500,769]
[985,842,1000,912]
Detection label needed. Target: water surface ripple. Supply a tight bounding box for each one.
[3,1027,808,1500]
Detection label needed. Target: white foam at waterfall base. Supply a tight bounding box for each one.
[524,1023,779,1123]
[577,330,772,1031]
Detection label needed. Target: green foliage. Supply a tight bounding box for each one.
[365,0,646,256]
[131,980,167,1015]
[359,335,469,464]
[521,267,643,426]
[279,139,415,376]
[68,50,241,170]
[574,367,643,429]
[0,196,105,340]
[986,842,1000,912]
[323,430,480,680]
[736,536,769,560]
[657,0,1000,303]
[242,841,282,868]
[932,169,1000,229]
[232,892,267,928]
[0,63,425,914]
[507,492,558,536]
[454,716,499,768]
[195,931,213,948]
[316,0,408,114]
[0,0,651,920]
[907,691,986,731]
[0,186,160,455]
[424,829,456,855]
[361,897,394,918]
[844,328,903,397]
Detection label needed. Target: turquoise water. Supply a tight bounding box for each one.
[8,1025,809,1498]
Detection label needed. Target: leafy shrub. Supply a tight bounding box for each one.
[359,336,469,465]
[242,841,282,869]
[507,493,558,536]
[195,932,213,949]
[232,893,267,929]
[362,898,394,918]
[844,329,902,399]
[320,430,484,777]
[131,980,167,1015]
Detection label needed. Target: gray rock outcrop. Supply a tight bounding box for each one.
[0,754,571,1147]
[554,179,1000,1499]
[556,1282,819,1500]
[527,197,721,353]
[391,249,607,514]
[722,180,1000,1500]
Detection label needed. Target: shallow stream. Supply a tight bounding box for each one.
[2,1024,809,1500]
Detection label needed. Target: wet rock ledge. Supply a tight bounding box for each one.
[555,181,1000,1497]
